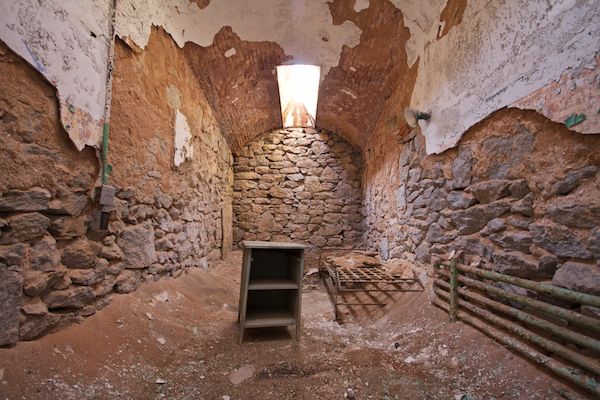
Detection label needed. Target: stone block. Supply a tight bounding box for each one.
[0,187,50,212]
[0,213,49,245]
[552,262,600,295]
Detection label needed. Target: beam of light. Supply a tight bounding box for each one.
[276,65,320,128]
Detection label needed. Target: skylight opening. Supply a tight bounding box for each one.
[276,65,321,128]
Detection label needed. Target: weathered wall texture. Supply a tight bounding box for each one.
[232,128,363,265]
[406,0,600,154]
[0,28,233,347]
[364,108,600,300]
[0,0,111,150]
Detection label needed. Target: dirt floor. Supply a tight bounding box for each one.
[0,251,582,400]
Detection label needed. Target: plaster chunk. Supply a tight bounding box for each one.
[174,109,193,167]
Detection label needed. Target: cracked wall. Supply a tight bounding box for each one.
[0,28,233,347]
[0,0,111,150]
[401,0,600,154]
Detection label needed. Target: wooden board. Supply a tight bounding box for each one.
[241,240,308,250]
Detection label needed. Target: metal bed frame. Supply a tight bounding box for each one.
[319,248,424,320]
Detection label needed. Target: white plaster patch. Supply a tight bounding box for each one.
[115,0,363,76]
[174,109,193,167]
[224,47,236,58]
[340,88,357,100]
[354,0,370,13]
[0,0,111,150]
[389,0,447,67]
[407,0,600,154]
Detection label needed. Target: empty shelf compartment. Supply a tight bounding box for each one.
[244,310,296,328]
[248,278,299,290]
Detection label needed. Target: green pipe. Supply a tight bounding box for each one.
[449,260,458,322]
[435,278,600,353]
[435,286,600,377]
[436,269,600,335]
[455,264,600,308]
[433,298,600,397]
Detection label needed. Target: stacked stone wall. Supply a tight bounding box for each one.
[232,128,363,264]
[363,108,600,317]
[0,30,233,346]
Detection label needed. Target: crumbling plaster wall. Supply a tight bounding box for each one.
[402,0,600,154]
[0,28,233,347]
[115,0,361,77]
[0,0,111,150]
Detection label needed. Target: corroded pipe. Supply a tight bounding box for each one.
[435,278,600,353]
[433,298,600,397]
[449,260,458,322]
[452,264,600,308]
[436,268,600,335]
[435,286,600,377]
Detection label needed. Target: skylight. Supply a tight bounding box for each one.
[276,65,321,128]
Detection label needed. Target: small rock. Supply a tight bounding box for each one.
[228,364,256,385]
[552,165,597,195]
[145,312,153,320]
[345,388,355,399]
[157,337,166,345]
[155,378,166,384]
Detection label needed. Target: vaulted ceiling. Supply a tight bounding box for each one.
[117,0,456,153]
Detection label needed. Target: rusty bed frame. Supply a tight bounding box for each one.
[318,248,424,320]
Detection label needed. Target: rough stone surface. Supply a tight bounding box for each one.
[0,188,51,212]
[61,240,101,269]
[530,222,592,259]
[451,201,510,235]
[0,265,23,346]
[363,109,600,303]
[492,251,554,279]
[0,213,50,245]
[42,286,95,309]
[552,165,598,195]
[114,270,142,294]
[117,225,158,269]
[30,235,61,271]
[552,262,600,295]
[233,128,363,261]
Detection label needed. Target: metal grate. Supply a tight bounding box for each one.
[320,251,424,321]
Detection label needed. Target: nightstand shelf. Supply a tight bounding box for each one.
[237,241,306,344]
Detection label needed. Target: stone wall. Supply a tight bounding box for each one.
[0,29,233,347]
[232,128,363,264]
[363,108,600,306]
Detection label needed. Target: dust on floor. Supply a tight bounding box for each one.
[0,251,578,399]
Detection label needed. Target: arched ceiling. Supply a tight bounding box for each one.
[116,0,430,153]
[179,0,413,152]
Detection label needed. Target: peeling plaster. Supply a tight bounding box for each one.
[406,0,600,154]
[0,0,111,150]
[354,0,370,13]
[174,109,193,167]
[389,0,447,67]
[512,54,600,133]
[115,0,363,76]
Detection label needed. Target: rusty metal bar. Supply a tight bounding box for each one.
[454,264,600,308]
[435,278,600,354]
[449,260,459,322]
[437,268,600,335]
[435,286,600,376]
[433,298,600,397]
